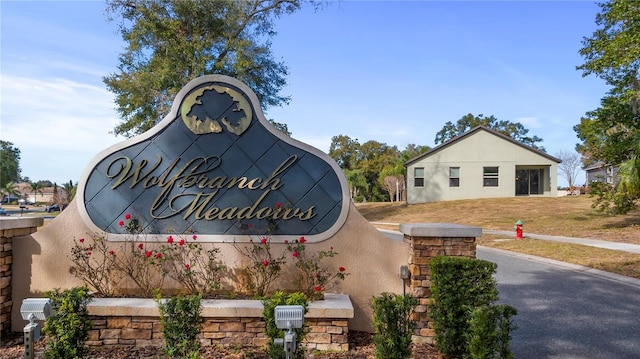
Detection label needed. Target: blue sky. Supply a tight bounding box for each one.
[1,1,609,187]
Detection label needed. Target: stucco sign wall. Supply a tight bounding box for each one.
[78,75,349,242]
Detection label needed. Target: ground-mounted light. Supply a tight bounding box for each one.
[273,305,305,359]
[20,298,53,359]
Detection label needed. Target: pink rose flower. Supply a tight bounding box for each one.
[179,239,185,246]
[156,253,162,259]
[145,251,152,258]
[125,213,131,220]
[118,220,124,227]
[292,251,299,258]
[192,234,197,240]
[167,235,174,244]
[261,238,267,244]
[262,260,269,267]
[185,264,190,270]
[299,236,306,243]
[79,238,85,243]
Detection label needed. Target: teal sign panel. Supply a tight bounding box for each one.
[78,75,349,242]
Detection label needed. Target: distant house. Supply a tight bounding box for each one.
[405,126,561,204]
[584,162,619,187]
[12,182,69,204]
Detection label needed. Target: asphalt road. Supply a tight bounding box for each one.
[379,229,640,358]
[479,247,640,359]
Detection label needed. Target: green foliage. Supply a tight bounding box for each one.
[0,140,21,189]
[104,0,307,137]
[330,135,426,202]
[262,291,309,359]
[428,256,500,358]
[577,0,640,91]
[371,293,417,359]
[28,181,45,203]
[588,177,639,214]
[0,181,19,204]
[63,180,78,203]
[157,294,202,359]
[434,113,545,150]
[467,304,518,359]
[573,94,639,167]
[43,286,93,359]
[575,0,640,211]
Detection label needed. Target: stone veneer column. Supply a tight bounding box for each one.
[399,223,481,344]
[0,217,43,340]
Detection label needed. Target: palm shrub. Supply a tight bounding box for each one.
[372,292,418,359]
[157,294,202,359]
[43,286,92,359]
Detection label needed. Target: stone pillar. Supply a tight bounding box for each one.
[0,217,43,339]
[400,223,481,344]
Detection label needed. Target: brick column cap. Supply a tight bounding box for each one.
[399,223,481,238]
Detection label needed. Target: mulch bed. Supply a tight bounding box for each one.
[1,331,441,358]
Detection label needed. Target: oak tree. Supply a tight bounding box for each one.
[435,113,544,150]
[104,0,309,137]
[576,0,640,213]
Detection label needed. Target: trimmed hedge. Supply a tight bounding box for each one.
[429,256,516,359]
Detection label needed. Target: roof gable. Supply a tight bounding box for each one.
[405,125,561,166]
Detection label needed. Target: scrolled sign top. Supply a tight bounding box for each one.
[78,75,349,243]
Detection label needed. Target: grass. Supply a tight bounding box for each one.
[357,196,640,279]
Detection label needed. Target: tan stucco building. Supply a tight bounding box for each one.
[405,126,561,204]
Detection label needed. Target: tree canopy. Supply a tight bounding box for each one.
[575,0,640,213]
[434,113,545,151]
[328,135,429,202]
[104,0,308,137]
[0,140,21,189]
[575,0,640,166]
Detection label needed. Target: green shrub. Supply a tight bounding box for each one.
[429,256,499,358]
[262,291,308,359]
[372,292,418,359]
[43,286,92,359]
[467,304,518,359]
[157,294,202,359]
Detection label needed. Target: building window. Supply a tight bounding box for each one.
[414,167,424,187]
[449,167,460,187]
[483,166,499,187]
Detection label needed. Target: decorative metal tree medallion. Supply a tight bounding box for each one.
[78,75,349,242]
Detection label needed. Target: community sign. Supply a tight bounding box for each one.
[78,75,349,242]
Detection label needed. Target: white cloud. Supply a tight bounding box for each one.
[1,75,123,183]
[515,116,543,129]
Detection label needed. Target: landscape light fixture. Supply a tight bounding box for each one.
[20,298,53,359]
[400,265,410,295]
[273,305,305,359]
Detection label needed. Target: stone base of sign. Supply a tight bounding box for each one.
[86,293,352,350]
[400,223,480,344]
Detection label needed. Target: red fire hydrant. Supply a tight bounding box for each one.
[514,220,524,240]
